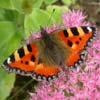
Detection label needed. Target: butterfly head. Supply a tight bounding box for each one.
[40,27,47,36]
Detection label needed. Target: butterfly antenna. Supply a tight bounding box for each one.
[39,9,55,33]
[47,9,55,27]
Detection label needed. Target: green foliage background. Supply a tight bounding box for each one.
[0,0,78,100]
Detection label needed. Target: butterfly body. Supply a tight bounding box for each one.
[37,27,68,67]
[2,26,96,81]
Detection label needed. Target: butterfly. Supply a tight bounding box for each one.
[2,26,96,81]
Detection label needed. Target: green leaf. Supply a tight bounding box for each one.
[0,12,25,64]
[25,6,68,36]
[25,8,55,35]
[62,0,76,5]
[0,21,16,51]
[0,69,15,100]
[46,5,68,24]
[11,0,36,14]
[44,0,57,5]
[0,21,22,64]
[21,0,34,14]
[0,22,22,100]
[0,9,24,23]
[0,0,14,10]
[11,0,22,12]
[33,0,43,8]
[0,8,6,21]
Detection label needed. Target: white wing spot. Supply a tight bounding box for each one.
[87,27,92,32]
[7,57,11,64]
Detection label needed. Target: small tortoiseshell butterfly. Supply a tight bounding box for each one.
[2,26,96,81]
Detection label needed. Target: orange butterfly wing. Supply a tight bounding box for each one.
[2,26,96,81]
[58,26,96,67]
[2,43,61,81]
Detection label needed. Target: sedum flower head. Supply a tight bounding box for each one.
[62,10,90,27]
[29,10,100,100]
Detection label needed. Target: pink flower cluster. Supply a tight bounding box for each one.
[62,10,90,27]
[29,10,100,100]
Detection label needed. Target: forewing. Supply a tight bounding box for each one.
[2,42,61,81]
[57,26,96,67]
